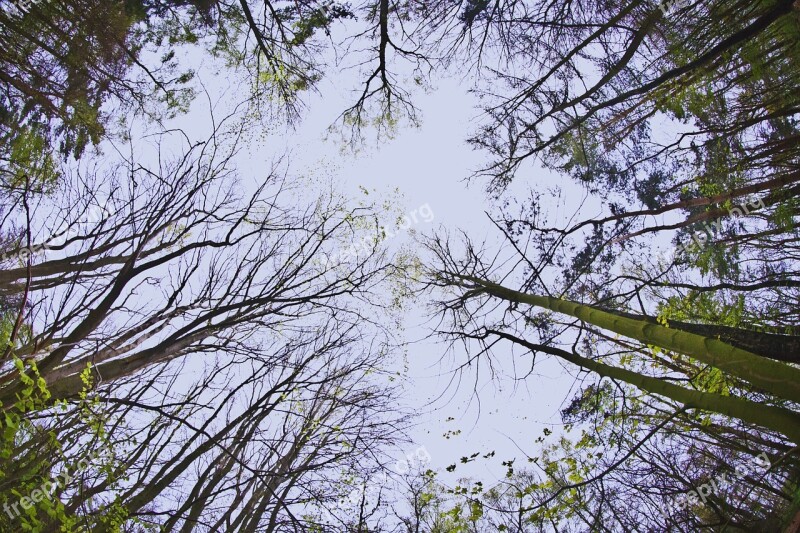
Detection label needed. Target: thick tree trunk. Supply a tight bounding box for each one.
[463,276,800,404]
[598,308,800,365]
[785,508,800,533]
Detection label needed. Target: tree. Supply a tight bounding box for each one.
[0,115,409,530]
[3,0,800,529]
[389,1,800,527]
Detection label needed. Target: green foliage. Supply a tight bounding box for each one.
[0,356,75,532]
[771,197,799,231]
[0,338,127,532]
[658,291,745,327]
[0,126,61,191]
[287,4,354,48]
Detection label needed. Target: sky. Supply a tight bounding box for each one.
[118,39,590,498]
[251,74,581,490]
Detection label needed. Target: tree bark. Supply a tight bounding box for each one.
[460,275,800,404]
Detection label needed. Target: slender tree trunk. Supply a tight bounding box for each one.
[490,330,800,443]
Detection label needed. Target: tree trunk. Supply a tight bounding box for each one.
[597,308,800,365]
[465,276,800,404]
[491,329,800,443]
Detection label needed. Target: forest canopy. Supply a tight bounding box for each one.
[1,0,799,531]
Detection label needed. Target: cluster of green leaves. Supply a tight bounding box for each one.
[0,314,128,532]
[0,347,75,531]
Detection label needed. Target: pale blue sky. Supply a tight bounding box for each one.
[253,74,581,489]
[117,43,592,496]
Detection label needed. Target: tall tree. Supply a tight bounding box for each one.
[0,117,409,530]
